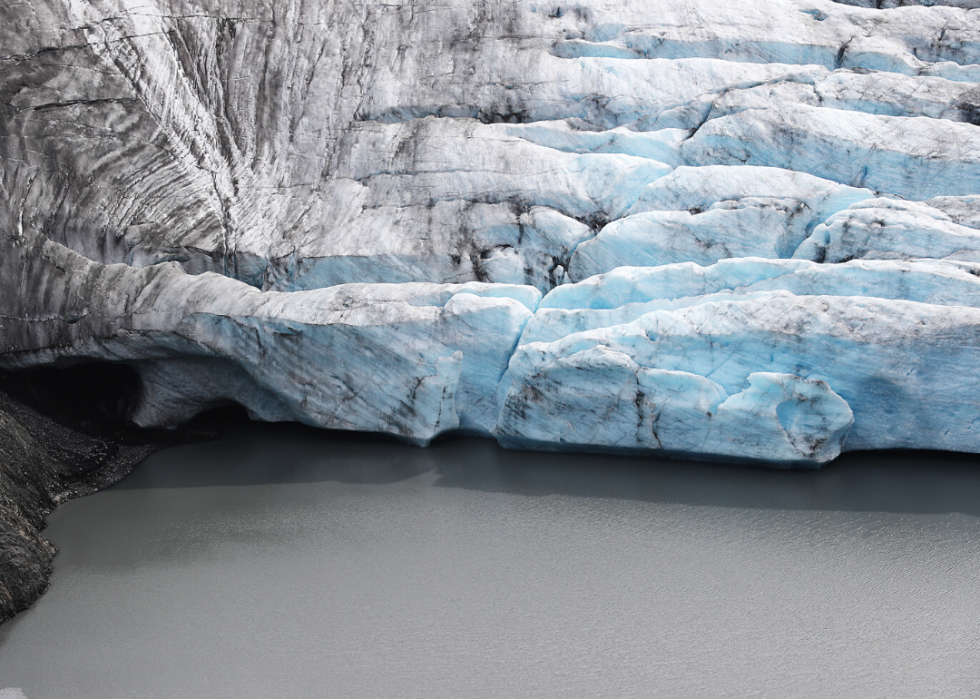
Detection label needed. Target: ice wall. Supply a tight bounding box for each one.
[2,0,980,465]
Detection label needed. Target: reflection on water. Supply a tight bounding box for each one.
[1,423,979,698]
[115,424,980,515]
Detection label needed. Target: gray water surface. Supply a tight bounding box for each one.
[1,424,979,698]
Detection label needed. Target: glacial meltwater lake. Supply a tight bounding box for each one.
[1,423,979,698]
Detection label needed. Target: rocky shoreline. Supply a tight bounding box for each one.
[0,365,212,623]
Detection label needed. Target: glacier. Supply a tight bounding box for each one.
[2,0,980,469]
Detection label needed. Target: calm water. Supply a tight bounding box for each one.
[1,424,979,698]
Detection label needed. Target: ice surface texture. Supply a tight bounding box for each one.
[2,0,980,465]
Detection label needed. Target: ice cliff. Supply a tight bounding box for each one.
[3,0,980,466]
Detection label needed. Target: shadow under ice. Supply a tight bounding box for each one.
[115,418,980,518]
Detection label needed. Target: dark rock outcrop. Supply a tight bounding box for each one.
[0,365,205,622]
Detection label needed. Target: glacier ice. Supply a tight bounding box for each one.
[522,258,980,344]
[795,198,980,262]
[497,351,854,466]
[569,166,874,279]
[3,0,980,466]
[681,104,980,200]
[504,293,980,454]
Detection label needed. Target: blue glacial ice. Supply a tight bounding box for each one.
[496,347,854,466]
[5,0,980,466]
[567,166,873,279]
[502,292,980,457]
